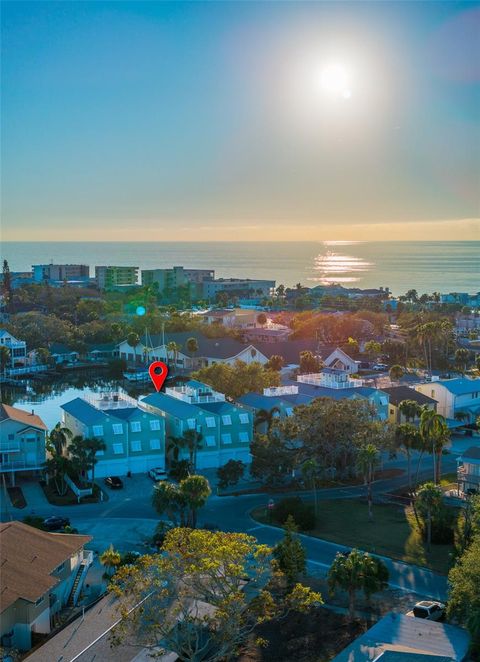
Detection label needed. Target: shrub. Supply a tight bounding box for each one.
[217,459,245,489]
[273,496,316,531]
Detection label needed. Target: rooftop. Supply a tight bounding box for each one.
[0,403,47,431]
[0,521,91,613]
[434,377,480,396]
[381,386,437,407]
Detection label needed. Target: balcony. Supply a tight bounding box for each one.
[0,439,21,452]
[0,459,45,472]
[457,466,480,485]
[84,391,138,410]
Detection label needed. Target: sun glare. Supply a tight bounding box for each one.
[320,63,352,100]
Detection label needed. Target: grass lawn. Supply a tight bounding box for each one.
[252,499,456,575]
[40,480,106,506]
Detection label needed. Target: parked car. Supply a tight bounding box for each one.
[104,476,124,489]
[148,467,168,481]
[43,516,70,531]
[372,363,388,372]
[407,600,446,621]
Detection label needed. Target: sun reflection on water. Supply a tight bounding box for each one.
[309,248,373,285]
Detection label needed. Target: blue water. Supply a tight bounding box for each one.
[1,241,478,296]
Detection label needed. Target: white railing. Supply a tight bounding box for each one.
[0,440,21,452]
[0,459,45,472]
[263,385,299,396]
[84,391,138,409]
[166,386,225,404]
[6,364,48,376]
[65,475,93,502]
[72,550,94,605]
[297,373,364,389]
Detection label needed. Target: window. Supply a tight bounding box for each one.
[150,438,161,450]
[130,421,141,432]
[130,439,142,452]
[239,431,250,443]
[205,435,216,447]
[187,418,196,430]
[112,423,123,435]
[150,419,161,431]
[221,415,232,425]
[221,433,232,444]
[390,408,395,415]
[379,396,388,406]
[54,562,65,573]
[96,449,104,456]
[205,417,216,428]
[92,425,104,437]
[113,443,124,455]
[239,413,249,424]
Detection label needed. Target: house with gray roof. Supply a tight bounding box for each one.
[142,380,253,469]
[332,612,470,662]
[61,392,165,477]
[381,386,437,425]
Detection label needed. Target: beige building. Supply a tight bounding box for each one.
[0,521,92,651]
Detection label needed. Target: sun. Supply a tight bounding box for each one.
[320,63,352,99]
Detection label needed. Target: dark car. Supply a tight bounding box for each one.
[104,476,123,489]
[43,516,70,531]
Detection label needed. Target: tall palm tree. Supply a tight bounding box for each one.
[180,475,211,528]
[419,409,448,484]
[417,482,442,551]
[127,332,140,364]
[186,337,199,368]
[166,341,181,368]
[398,399,422,423]
[254,406,281,432]
[100,544,121,577]
[356,444,380,522]
[69,436,106,487]
[48,422,73,456]
[395,423,422,492]
[328,549,389,619]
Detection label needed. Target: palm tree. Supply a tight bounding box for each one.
[127,332,140,364]
[69,436,106,487]
[254,407,281,432]
[419,409,448,484]
[46,454,74,496]
[328,549,389,619]
[48,422,73,456]
[180,475,211,528]
[167,341,181,368]
[398,399,422,423]
[417,482,442,551]
[356,444,380,522]
[186,337,199,368]
[395,423,421,492]
[301,459,319,516]
[455,348,470,374]
[100,544,121,577]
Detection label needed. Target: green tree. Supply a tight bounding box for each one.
[180,474,211,528]
[398,399,422,422]
[192,360,280,399]
[48,422,73,456]
[419,409,448,484]
[110,528,321,662]
[447,536,480,654]
[217,459,245,490]
[126,332,140,364]
[2,259,12,312]
[166,340,182,367]
[250,431,295,485]
[395,423,421,492]
[364,340,382,360]
[168,429,203,472]
[356,444,380,522]
[265,354,284,371]
[455,347,470,373]
[273,515,306,587]
[299,350,321,374]
[186,336,199,367]
[46,454,74,496]
[69,436,106,487]
[0,345,11,372]
[417,482,443,551]
[254,406,281,432]
[35,347,52,366]
[100,544,121,577]
[152,480,188,527]
[328,549,389,619]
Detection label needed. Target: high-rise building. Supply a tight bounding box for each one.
[32,264,89,284]
[95,266,138,290]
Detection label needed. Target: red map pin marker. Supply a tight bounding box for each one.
[148,361,169,392]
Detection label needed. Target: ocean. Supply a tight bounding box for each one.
[1,241,478,297]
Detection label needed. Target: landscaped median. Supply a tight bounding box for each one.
[40,480,107,506]
[251,498,458,575]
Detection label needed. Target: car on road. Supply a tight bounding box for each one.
[104,476,124,489]
[407,600,446,621]
[43,516,70,531]
[148,467,168,481]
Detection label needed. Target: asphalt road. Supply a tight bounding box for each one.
[6,453,457,601]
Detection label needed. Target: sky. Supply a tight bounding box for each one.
[1,1,479,242]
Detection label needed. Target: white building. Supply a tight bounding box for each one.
[415,377,480,424]
[0,329,27,367]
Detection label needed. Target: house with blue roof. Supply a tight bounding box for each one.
[141,380,253,469]
[237,386,310,432]
[61,392,165,477]
[415,377,480,425]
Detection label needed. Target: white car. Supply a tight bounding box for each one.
[148,467,168,481]
[406,600,446,621]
